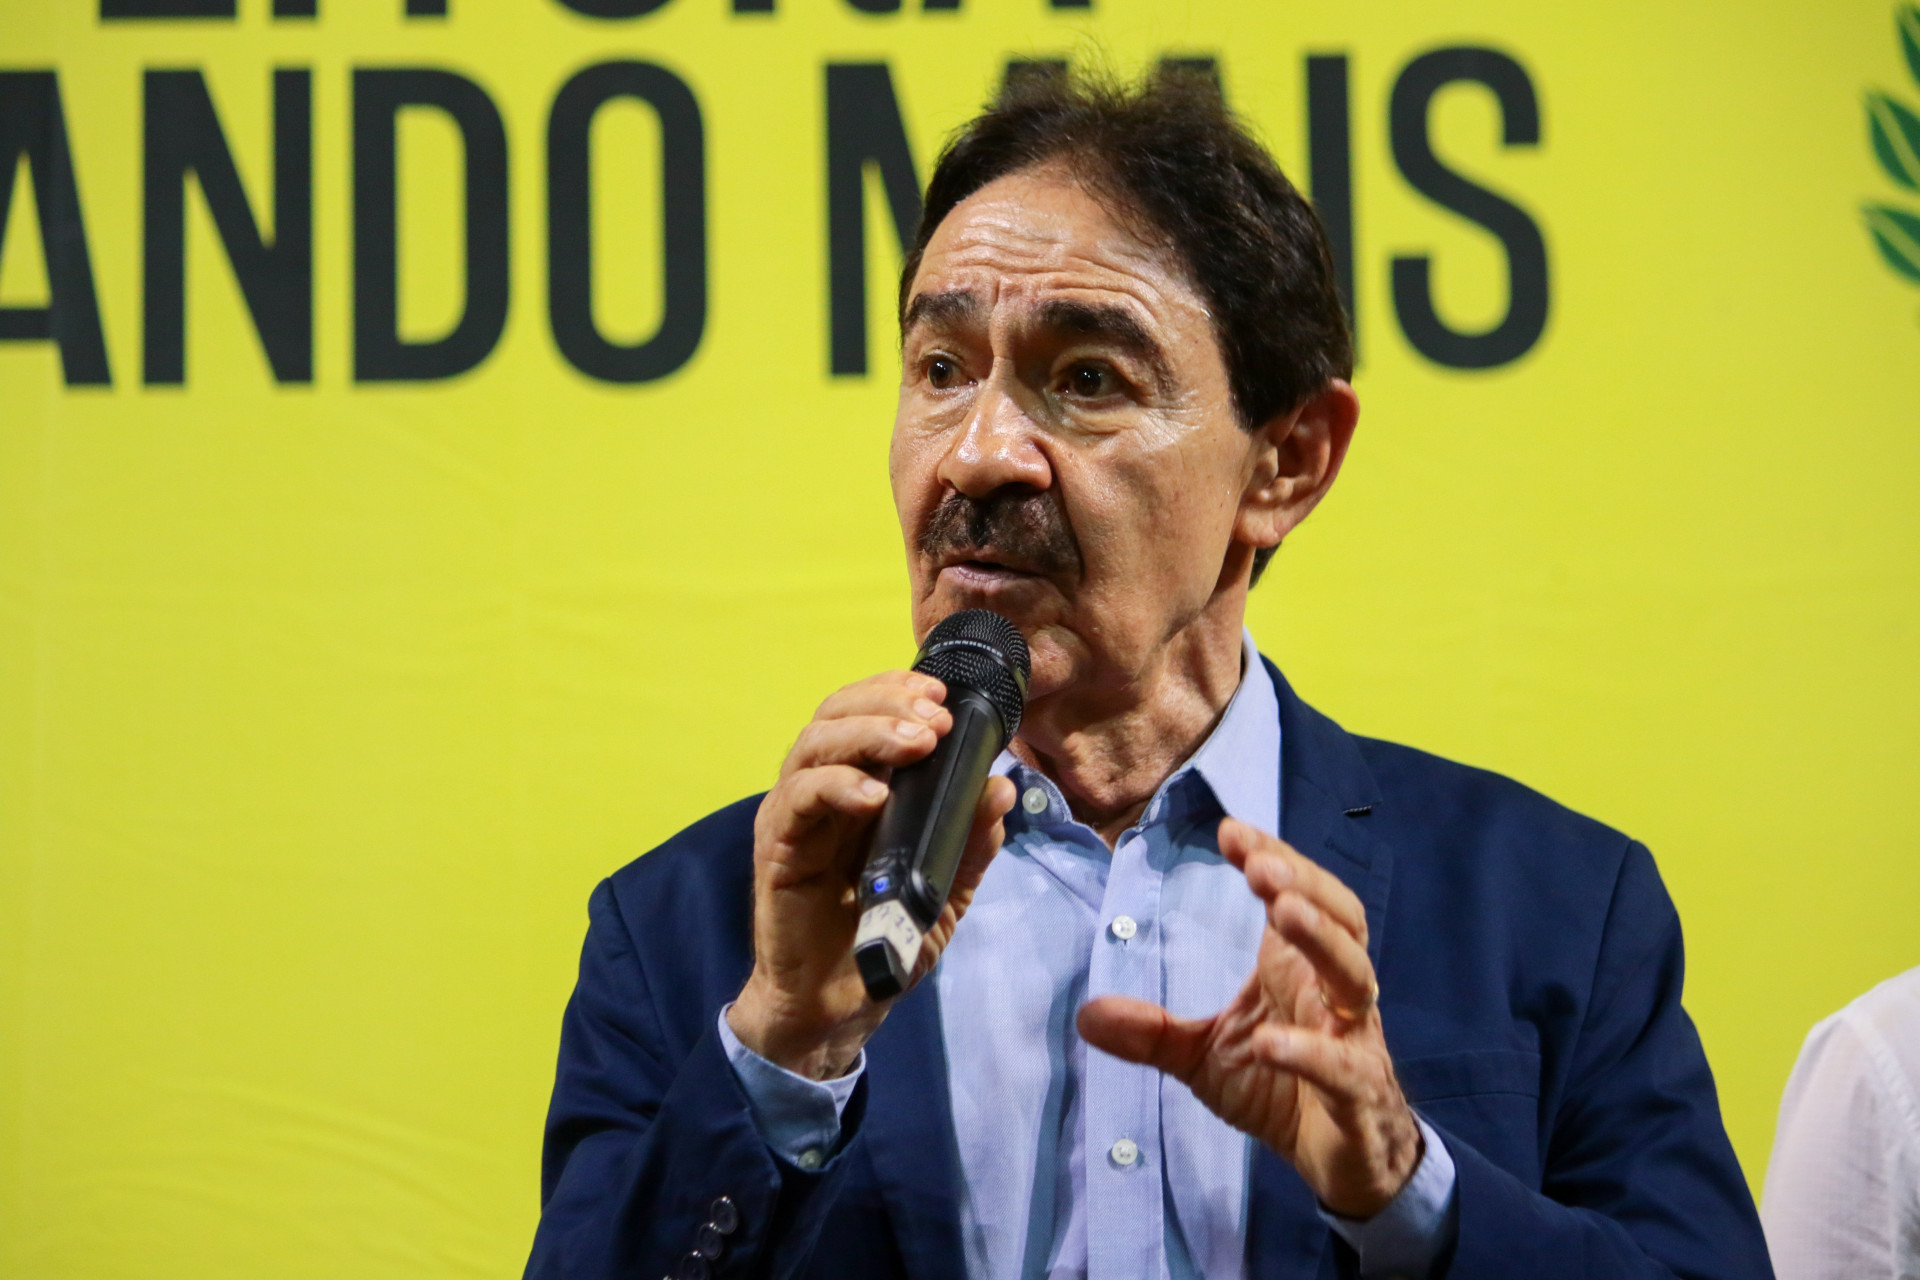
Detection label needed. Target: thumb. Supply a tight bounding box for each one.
[1077,995,1213,1083]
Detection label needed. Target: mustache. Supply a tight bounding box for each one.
[916,487,1083,577]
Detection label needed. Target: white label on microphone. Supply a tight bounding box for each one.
[855,901,926,976]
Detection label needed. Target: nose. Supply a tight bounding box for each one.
[937,363,1052,500]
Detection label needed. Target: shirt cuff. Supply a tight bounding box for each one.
[715,1003,864,1171]
[1318,1114,1459,1279]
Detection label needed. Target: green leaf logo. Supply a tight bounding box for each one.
[1902,3,1920,86]
[1864,204,1920,281]
[1869,91,1920,188]
[1863,5,1920,310]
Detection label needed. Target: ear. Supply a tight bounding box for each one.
[1234,379,1360,555]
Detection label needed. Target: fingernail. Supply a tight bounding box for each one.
[896,719,929,741]
[913,698,941,720]
[861,778,887,799]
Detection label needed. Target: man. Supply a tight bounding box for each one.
[525,72,1771,1280]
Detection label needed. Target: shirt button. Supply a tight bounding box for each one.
[796,1147,824,1171]
[1109,915,1138,941]
[1021,786,1049,814]
[1109,1138,1140,1167]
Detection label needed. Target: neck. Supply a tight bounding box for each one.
[1010,595,1249,847]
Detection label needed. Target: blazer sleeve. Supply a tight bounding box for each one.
[524,879,866,1280]
[1440,841,1774,1280]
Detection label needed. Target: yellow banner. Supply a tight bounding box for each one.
[3,0,1918,1274]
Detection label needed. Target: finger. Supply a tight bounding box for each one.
[1250,1023,1394,1111]
[813,672,951,725]
[1266,890,1377,1019]
[1219,818,1367,943]
[782,714,942,779]
[759,765,888,873]
[1222,820,1362,934]
[1077,996,1213,1083]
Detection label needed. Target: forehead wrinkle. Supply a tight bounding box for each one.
[915,252,1194,350]
[905,178,1215,381]
[933,230,1181,309]
[923,190,1189,304]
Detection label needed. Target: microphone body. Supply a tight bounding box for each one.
[853,610,1029,1001]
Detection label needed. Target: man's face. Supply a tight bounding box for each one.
[892,164,1269,701]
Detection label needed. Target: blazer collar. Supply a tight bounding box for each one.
[1251,655,1396,1277]
[1265,654,1391,965]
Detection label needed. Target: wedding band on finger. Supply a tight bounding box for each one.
[1318,979,1380,1022]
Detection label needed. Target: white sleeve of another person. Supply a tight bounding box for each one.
[1761,968,1920,1280]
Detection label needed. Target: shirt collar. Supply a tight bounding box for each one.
[992,629,1282,839]
[1182,629,1281,836]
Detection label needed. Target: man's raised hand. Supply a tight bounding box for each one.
[728,670,1016,1082]
[1075,817,1422,1219]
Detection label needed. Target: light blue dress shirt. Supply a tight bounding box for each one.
[718,633,1457,1278]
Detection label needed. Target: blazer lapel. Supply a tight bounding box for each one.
[1248,657,1396,1279]
[1264,657,1393,969]
[861,975,967,1280]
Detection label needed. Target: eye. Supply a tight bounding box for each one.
[926,356,961,389]
[1063,362,1119,399]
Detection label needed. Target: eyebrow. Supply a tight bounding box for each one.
[1035,299,1175,393]
[901,289,980,338]
[900,290,1177,393]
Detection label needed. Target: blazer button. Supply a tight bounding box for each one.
[692,1223,725,1261]
[707,1197,739,1235]
[672,1253,710,1280]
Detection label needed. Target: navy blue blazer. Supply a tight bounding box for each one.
[526,660,1773,1279]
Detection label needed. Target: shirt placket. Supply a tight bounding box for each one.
[1085,815,1169,1280]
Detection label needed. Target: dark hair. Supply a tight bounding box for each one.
[899,67,1353,584]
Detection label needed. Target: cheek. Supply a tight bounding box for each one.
[889,431,937,524]
[1070,429,1242,581]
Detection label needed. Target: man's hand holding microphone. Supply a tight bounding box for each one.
[725,611,1024,1083]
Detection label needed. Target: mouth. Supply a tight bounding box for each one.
[936,556,1046,590]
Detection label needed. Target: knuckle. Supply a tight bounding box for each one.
[793,720,828,754]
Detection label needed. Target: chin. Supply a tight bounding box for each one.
[1020,644,1077,703]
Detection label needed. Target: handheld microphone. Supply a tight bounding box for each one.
[853,609,1030,1002]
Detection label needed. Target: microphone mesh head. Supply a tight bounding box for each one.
[911,610,1031,738]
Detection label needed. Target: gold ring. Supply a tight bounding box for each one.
[1318,980,1379,1022]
